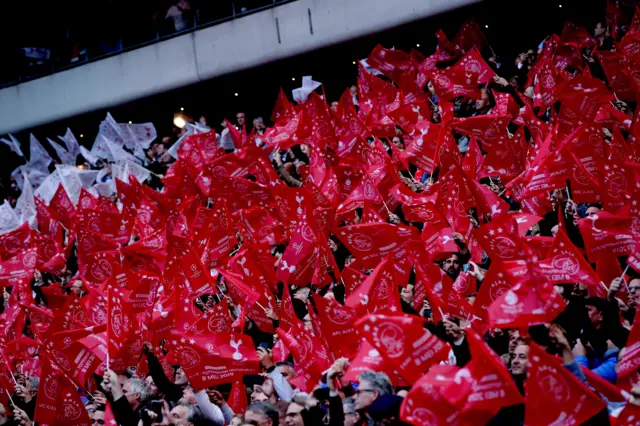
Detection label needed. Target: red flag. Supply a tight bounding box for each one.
[400,364,482,425]
[452,48,495,84]
[345,256,402,315]
[335,222,418,269]
[342,340,396,384]
[356,313,448,384]
[188,299,232,335]
[617,403,640,426]
[224,119,248,149]
[428,68,480,100]
[227,381,248,415]
[106,285,134,359]
[488,278,566,328]
[220,269,275,333]
[263,112,302,150]
[452,19,488,54]
[537,230,602,287]
[477,130,526,183]
[34,355,59,425]
[0,223,32,261]
[235,206,286,246]
[577,211,635,263]
[271,88,295,123]
[121,228,167,277]
[461,136,483,179]
[474,215,527,262]
[597,51,639,101]
[80,250,124,288]
[560,21,597,48]
[474,263,517,323]
[54,376,92,426]
[171,332,259,391]
[524,343,606,426]
[617,309,640,381]
[311,293,360,359]
[418,203,459,258]
[276,321,332,392]
[387,102,431,134]
[441,329,523,414]
[49,184,77,228]
[367,44,418,85]
[449,115,511,150]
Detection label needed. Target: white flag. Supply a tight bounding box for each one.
[12,165,49,190]
[79,146,99,166]
[14,174,37,229]
[106,140,137,164]
[35,170,62,204]
[0,134,24,157]
[29,134,52,171]
[76,169,99,188]
[59,128,80,158]
[292,76,322,104]
[0,201,20,234]
[47,137,76,165]
[56,165,83,205]
[122,160,151,184]
[167,125,195,159]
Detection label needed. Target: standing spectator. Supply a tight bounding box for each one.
[166,0,193,33]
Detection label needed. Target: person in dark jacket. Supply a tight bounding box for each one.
[142,341,188,403]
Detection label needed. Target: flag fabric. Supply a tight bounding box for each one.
[356,313,449,383]
[171,332,259,391]
[524,343,606,426]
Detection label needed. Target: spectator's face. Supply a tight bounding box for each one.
[245,410,273,426]
[170,406,193,426]
[175,367,187,385]
[72,279,83,296]
[585,206,600,217]
[145,375,158,396]
[251,389,268,403]
[595,23,606,37]
[400,284,414,305]
[343,404,360,426]
[284,402,305,426]
[508,329,520,354]
[237,113,246,126]
[122,382,139,407]
[510,344,529,376]
[182,387,197,404]
[571,284,588,299]
[230,417,244,426]
[442,254,461,278]
[330,101,339,112]
[350,85,358,97]
[391,137,404,150]
[354,379,378,411]
[628,279,640,308]
[278,364,296,382]
[586,304,603,326]
[0,404,7,425]
[91,410,105,426]
[551,225,559,237]
[475,89,489,110]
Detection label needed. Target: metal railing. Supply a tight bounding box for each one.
[0,0,296,90]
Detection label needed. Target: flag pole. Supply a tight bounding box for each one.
[0,349,19,388]
[620,264,631,290]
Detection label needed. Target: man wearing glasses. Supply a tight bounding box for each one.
[353,371,393,424]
